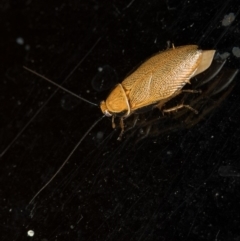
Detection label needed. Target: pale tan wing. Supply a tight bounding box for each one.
[193,50,216,76]
[122,45,198,91]
[122,45,203,110]
[125,72,153,108]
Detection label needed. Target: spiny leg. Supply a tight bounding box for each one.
[155,88,201,111]
[181,89,202,94]
[163,104,198,114]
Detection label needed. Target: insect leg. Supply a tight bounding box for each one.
[117,118,125,141]
[124,115,139,133]
[112,116,116,128]
[163,104,198,114]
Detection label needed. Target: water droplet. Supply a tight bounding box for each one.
[219,52,230,60]
[96,131,104,140]
[25,44,30,51]
[27,230,34,237]
[232,47,240,58]
[222,13,235,27]
[16,37,24,45]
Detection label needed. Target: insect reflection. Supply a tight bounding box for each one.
[121,55,238,143]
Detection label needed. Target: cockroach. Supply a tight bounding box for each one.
[22,44,215,203]
[100,45,215,139]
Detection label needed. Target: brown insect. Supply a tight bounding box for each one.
[100,45,215,139]
[22,44,216,202]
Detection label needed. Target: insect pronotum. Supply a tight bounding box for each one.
[23,44,215,203]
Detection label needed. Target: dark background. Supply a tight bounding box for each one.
[1,0,240,240]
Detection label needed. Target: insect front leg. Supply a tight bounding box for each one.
[112,116,116,129]
[166,88,202,114]
[117,118,125,141]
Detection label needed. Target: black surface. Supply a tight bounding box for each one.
[1,1,240,241]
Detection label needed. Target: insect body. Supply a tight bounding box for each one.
[100,45,215,137]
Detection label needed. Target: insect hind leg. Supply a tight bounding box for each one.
[181,89,202,94]
[163,104,198,114]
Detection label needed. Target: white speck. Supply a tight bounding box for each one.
[27,230,34,237]
[77,215,83,223]
[211,136,214,138]
[17,101,21,105]
[86,90,90,93]
[222,13,235,26]
[25,44,30,51]
[190,23,194,27]
[98,67,103,72]
[154,38,157,44]
[232,47,240,58]
[139,128,144,135]
[16,37,24,45]
[96,131,104,140]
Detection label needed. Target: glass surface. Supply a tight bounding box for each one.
[1,1,240,240]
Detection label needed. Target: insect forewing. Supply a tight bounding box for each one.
[122,45,211,111]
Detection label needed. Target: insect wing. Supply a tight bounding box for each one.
[122,45,202,110]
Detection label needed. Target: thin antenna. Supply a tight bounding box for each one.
[0,37,101,157]
[23,66,98,107]
[28,115,105,205]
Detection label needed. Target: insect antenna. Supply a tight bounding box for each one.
[23,66,98,107]
[28,115,105,205]
[0,38,101,158]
